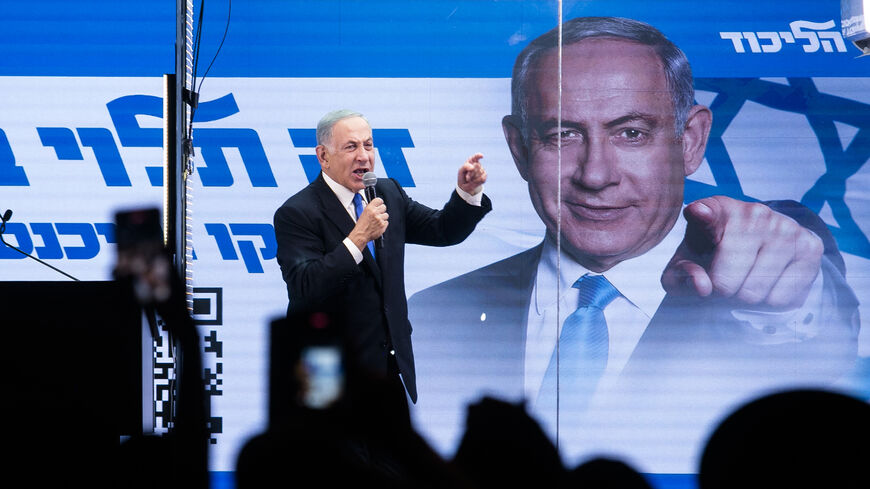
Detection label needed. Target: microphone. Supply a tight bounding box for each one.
[0,208,79,281]
[0,209,11,234]
[362,172,384,250]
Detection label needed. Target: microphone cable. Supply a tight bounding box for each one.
[0,210,79,281]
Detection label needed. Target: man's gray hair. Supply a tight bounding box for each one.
[511,16,695,138]
[316,109,369,147]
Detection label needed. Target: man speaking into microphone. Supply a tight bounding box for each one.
[274,109,490,407]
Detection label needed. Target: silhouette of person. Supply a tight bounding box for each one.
[453,396,565,489]
[699,388,870,489]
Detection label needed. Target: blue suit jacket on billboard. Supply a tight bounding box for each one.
[408,200,859,435]
[274,174,491,403]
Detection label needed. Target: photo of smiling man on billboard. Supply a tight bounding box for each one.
[409,15,863,472]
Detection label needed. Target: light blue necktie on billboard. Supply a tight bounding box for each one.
[536,274,620,419]
[352,193,375,258]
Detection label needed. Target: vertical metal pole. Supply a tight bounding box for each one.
[176,0,195,313]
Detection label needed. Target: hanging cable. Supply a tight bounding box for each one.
[186,0,232,154]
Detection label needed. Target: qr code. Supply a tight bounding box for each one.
[151,287,224,445]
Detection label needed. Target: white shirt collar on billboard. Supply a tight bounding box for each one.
[524,211,687,401]
[532,212,686,319]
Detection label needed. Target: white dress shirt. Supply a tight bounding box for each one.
[523,212,825,403]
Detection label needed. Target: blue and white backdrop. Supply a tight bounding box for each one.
[2,0,868,482]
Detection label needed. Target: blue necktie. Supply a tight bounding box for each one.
[352,193,375,258]
[536,274,620,425]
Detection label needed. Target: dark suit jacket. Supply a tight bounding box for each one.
[407,200,859,454]
[274,174,491,402]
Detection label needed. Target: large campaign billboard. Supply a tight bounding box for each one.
[2,0,867,485]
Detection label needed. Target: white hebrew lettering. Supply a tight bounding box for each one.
[790,20,834,53]
[720,32,746,53]
[720,21,846,54]
[756,32,782,53]
[817,31,848,52]
[742,32,762,53]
